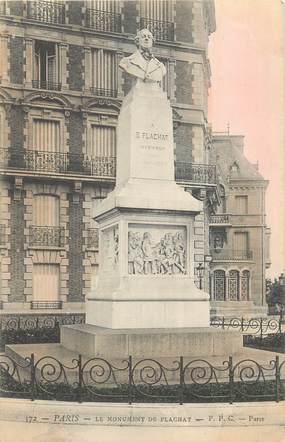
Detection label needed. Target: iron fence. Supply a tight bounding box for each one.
[29,226,65,248]
[210,249,253,261]
[86,8,121,33]
[175,162,217,185]
[32,80,61,91]
[0,149,116,178]
[90,87,118,98]
[30,301,63,310]
[210,214,231,224]
[27,1,65,24]
[0,353,284,404]
[0,313,85,331]
[210,316,282,336]
[140,18,174,41]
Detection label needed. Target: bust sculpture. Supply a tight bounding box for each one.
[119,29,166,83]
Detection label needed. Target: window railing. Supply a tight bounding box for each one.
[32,80,61,91]
[90,87,118,98]
[86,8,121,33]
[210,214,231,224]
[87,228,99,249]
[0,224,6,246]
[0,149,116,178]
[140,17,174,41]
[29,226,65,248]
[30,301,63,310]
[27,1,65,24]
[175,162,217,185]
[210,249,253,261]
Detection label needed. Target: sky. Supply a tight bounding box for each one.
[208,0,285,278]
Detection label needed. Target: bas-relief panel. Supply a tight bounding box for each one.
[101,224,119,272]
[128,224,187,276]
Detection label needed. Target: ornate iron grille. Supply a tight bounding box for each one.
[228,270,239,300]
[140,18,174,41]
[175,162,217,185]
[210,249,253,261]
[27,1,65,24]
[0,149,116,178]
[29,226,65,248]
[241,270,250,301]
[213,270,226,301]
[86,8,122,33]
[0,224,6,246]
[90,87,118,98]
[210,214,230,224]
[30,301,63,310]
[32,80,61,91]
[87,228,99,249]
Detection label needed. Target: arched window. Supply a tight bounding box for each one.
[228,270,239,300]
[213,270,226,301]
[241,270,250,300]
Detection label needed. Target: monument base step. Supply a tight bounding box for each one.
[60,324,243,358]
[210,301,268,318]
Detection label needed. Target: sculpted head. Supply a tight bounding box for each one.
[135,29,154,51]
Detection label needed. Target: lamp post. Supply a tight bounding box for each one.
[196,263,204,290]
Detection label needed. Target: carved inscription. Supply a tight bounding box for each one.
[135,131,169,152]
[128,226,186,275]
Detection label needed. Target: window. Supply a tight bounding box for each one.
[91,49,117,97]
[228,270,239,300]
[240,270,250,300]
[30,195,63,247]
[33,41,61,90]
[33,264,60,301]
[213,270,226,301]
[235,195,248,215]
[234,232,249,252]
[89,125,116,158]
[139,0,174,41]
[27,1,65,24]
[32,119,61,153]
[86,1,121,32]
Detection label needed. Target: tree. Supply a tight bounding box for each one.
[266,278,285,321]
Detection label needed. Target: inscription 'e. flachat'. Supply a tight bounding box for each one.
[135,131,169,141]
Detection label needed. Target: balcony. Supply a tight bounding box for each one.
[87,228,99,249]
[140,18,174,41]
[175,162,217,185]
[32,80,61,91]
[86,8,121,33]
[30,301,63,310]
[0,149,116,178]
[210,249,253,261]
[0,225,6,247]
[29,226,65,248]
[90,87,118,98]
[210,214,231,226]
[27,1,65,24]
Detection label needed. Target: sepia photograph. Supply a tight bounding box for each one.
[0,0,284,441]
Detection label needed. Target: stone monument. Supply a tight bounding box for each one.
[60,29,243,357]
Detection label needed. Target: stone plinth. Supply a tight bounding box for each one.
[86,81,209,329]
[61,324,243,358]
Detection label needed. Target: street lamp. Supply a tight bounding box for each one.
[196,263,205,290]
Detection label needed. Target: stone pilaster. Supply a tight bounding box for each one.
[60,43,68,90]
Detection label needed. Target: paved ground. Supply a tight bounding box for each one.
[1,398,285,442]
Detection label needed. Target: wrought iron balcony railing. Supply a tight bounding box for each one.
[0,149,116,178]
[32,80,61,91]
[210,214,231,225]
[90,87,118,98]
[30,301,63,310]
[87,228,99,249]
[140,18,174,41]
[29,226,65,248]
[0,224,6,247]
[175,162,217,185]
[86,8,121,33]
[27,1,65,24]
[210,249,253,261]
